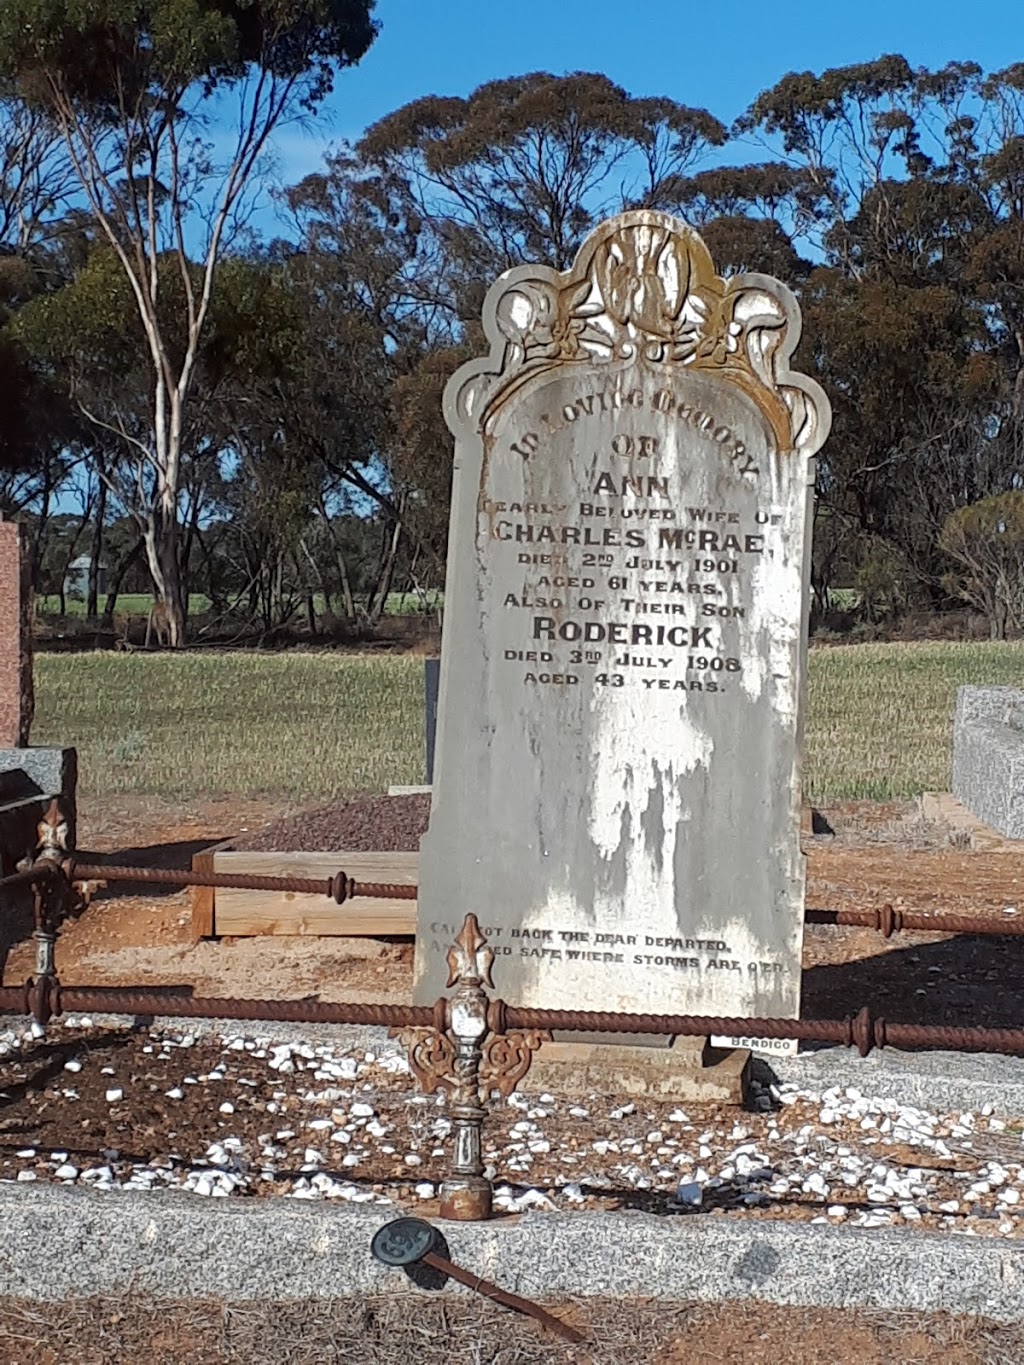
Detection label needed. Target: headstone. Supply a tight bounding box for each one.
[0,520,34,748]
[0,519,77,873]
[414,211,830,1025]
[424,657,440,783]
[952,685,1024,839]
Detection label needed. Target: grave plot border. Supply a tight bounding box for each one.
[5,811,1024,1222]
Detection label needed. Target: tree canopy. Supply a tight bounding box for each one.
[0,0,377,643]
[3,52,1024,644]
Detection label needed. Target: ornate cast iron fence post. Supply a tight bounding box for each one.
[393,913,550,1221]
[438,914,494,1220]
[22,802,71,1026]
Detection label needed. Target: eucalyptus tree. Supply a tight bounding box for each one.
[0,0,378,642]
[739,57,1024,607]
[354,71,727,315]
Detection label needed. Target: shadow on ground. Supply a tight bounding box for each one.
[77,837,230,901]
[801,927,1023,1031]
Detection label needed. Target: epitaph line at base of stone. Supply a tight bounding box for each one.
[414,211,831,1018]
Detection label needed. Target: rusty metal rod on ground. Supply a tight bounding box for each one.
[2,982,1023,1058]
[421,1250,584,1343]
[370,1217,584,1342]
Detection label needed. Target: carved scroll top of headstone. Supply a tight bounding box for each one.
[446,210,830,458]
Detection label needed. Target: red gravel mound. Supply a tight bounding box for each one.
[232,794,430,853]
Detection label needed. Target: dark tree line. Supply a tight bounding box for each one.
[1,38,1023,641]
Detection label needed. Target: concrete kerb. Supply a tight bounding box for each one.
[777,1045,1024,1115]
[1,1182,1023,1320]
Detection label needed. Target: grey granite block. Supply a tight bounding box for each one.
[0,1184,1023,1320]
[952,687,1024,839]
[0,747,77,868]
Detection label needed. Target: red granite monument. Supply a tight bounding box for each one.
[0,517,75,874]
[0,518,34,748]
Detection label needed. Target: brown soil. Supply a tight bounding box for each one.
[6,795,1020,1032]
[0,1022,1019,1231]
[233,792,432,853]
[0,1293,1012,1365]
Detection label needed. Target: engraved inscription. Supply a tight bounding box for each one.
[425,920,789,980]
[478,381,779,696]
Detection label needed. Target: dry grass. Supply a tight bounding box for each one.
[36,592,441,620]
[0,1293,1019,1365]
[32,652,423,800]
[31,640,1024,803]
[805,640,1024,802]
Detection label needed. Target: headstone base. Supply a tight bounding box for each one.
[0,747,77,874]
[522,1036,750,1102]
[552,1029,672,1049]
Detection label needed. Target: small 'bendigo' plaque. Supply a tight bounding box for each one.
[414,211,830,1020]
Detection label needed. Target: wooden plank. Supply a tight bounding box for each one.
[190,851,216,942]
[190,837,237,942]
[211,850,418,937]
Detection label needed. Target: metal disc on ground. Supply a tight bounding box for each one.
[370,1216,438,1267]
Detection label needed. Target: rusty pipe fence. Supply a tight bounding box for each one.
[4,824,1024,1219]
[11,855,1024,939]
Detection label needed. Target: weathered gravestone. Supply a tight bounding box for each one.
[0,518,77,876]
[414,211,830,1037]
[952,686,1024,840]
[424,657,440,784]
[0,520,34,751]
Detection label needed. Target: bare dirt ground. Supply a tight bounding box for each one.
[2,1019,1023,1226]
[1,797,412,1003]
[0,1293,1018,1365]
[4,796,1022,1028]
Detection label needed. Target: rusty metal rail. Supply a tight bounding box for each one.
[3,979,1023,1060]
[0,982,437,1029]
[3,860,1023,939]
[72,860,418,903]
[806,905,1024,938]
[0,865,57,892]
[502,1005,1024,1058]
[0,858,416,904]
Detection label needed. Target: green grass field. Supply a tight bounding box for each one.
[38,591,442,620]
[40,594,212,618]
[805,641,1023,801]
[30,641,1024,803]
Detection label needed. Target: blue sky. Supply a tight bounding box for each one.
[50,2,1024,518]
[259,0,1024,200]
